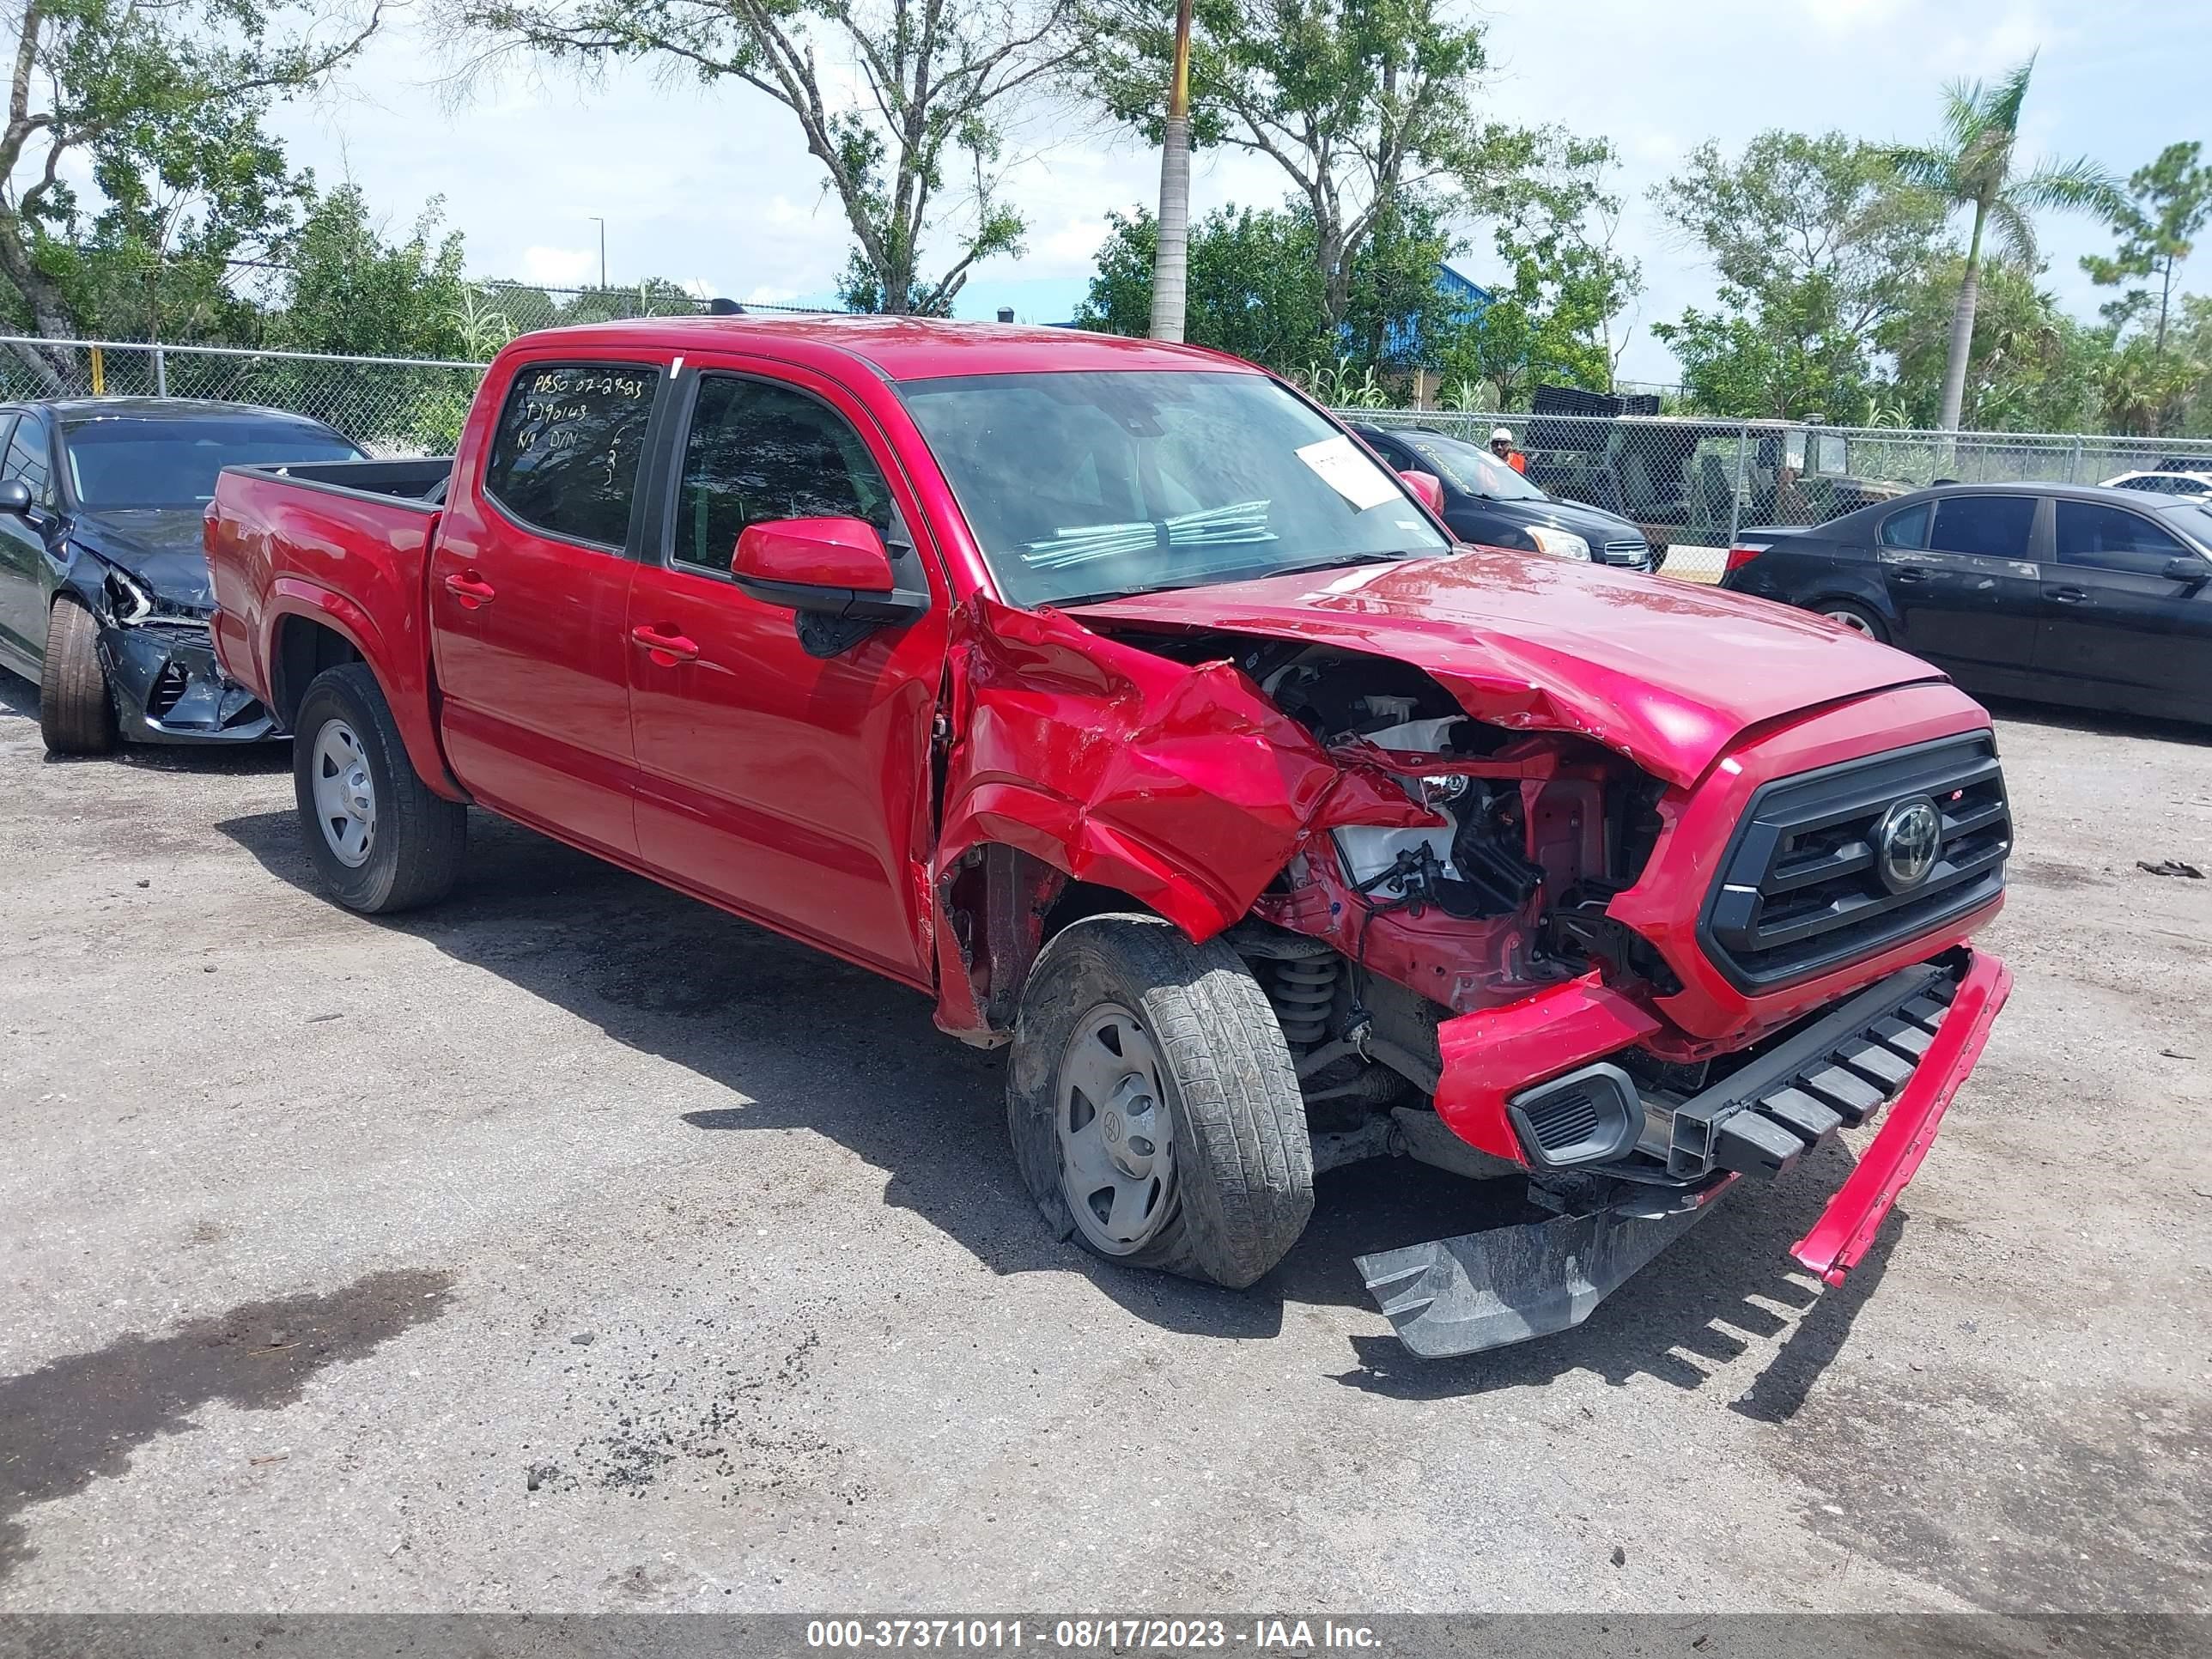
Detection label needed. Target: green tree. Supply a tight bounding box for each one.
[267,183,470,359]
[447,0,1071,316]
[1881,55,2117,432]
[1878,254,2100,431]
[1650,131,1944,418]
[2082,141,2212,356]
[1081,0,1539,330]
[1073,203,1328,366]
[0,0,385,376]
[1450,138,1639,404]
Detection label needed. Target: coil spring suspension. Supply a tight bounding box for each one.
[1269,956,1338,1049]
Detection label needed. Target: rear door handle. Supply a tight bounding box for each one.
[1893,567,1927,583]
[629,624,700,665]
[443,572,496,608]
[2049,586,2089,605]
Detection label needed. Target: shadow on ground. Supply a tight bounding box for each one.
[1982,695,2212,748]
[218,805,1892,1405]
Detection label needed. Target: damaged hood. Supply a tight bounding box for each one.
[1065,548,1943,786]
[69,508,217,609]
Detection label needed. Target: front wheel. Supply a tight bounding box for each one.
[293,663,466,914]
[1007,915,1314,1289]
[39,597,118,755]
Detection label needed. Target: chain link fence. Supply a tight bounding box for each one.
[6,336,2206,585]
[0,336,488,455]
[1348,408,2212,581]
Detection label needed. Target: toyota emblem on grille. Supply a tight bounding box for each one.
[1874,794,1943,892]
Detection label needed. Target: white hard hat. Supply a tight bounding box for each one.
[1491,427,1514,442]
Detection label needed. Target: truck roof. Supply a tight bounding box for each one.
[500,314,1255,382]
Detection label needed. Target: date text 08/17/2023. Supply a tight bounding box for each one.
[804,1620,1382,1650]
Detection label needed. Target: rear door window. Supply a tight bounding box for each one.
[1928,495,2035,561]
[2054,500,2188,574]
[483,362,661,549]
[1877,502,1929,549]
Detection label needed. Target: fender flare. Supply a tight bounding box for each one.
[263,581,465,799]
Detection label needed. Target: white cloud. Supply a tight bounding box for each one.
[520,246,595,286]
[258,3,2188,384]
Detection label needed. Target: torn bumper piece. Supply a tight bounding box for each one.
[98,621,276,744]
[1356,948,2010,1358]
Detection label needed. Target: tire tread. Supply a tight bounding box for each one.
[294,663,465,914]
[1009,914,1313,1289]
[39,597,118,755]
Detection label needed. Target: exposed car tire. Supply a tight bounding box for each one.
[1007,913,1314,1290]
[38,597,118,756]
[293,663,466,914]
[1816,600,1888,643]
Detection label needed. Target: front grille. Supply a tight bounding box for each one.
[144,660,190,720]
[1701,733,2009,990]
[1598,538,1649,564]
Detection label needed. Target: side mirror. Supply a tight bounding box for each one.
[0,479,31,517]
[2161,556,2209,588]
[1398,470,1445,515]
[731,515,928,628]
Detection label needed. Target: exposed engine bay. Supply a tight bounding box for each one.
[1073,627,1702,1186]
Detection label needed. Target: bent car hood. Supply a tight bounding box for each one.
[71,508,216,608]
[1064,548,1944,787]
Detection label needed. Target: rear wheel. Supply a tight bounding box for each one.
[1816,600,1888,643]
[1007,915,1314,1289]
[39,597,118,756]
[293,663,466,914]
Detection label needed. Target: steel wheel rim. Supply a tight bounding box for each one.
[1056,1001,1176,1256]
[311,718,376,868]
[1822,607,1875,636]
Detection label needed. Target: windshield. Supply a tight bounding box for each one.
[1403,431,1547,501]
[897,370,1449,605]
[64,416,362,508]
[2155,501,2212,548]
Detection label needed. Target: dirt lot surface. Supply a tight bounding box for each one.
[0,667,2206,1614]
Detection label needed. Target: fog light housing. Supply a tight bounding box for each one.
[1507,1063,1643,1168]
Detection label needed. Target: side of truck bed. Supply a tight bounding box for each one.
[206,459,457,791]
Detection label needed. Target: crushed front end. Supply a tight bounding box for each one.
[1257,672,2015,1358]
[87,568,276,744]
[1059,619,2011,1358]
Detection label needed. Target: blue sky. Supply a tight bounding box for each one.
[266,0,2202,382]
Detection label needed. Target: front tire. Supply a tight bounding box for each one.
[293,663,466,914]
[39,597,118,755]
[1008,915,1314,1289]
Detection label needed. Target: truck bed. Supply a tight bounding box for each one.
[225,456,455,504]
[205,459,454,783]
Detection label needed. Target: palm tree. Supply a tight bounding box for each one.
[1148,0,1196,342]
[1884,55,2116,432]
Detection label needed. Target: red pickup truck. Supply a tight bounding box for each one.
[205,318,2013,1357]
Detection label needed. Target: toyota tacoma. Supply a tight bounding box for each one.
[204,319,2013,1357]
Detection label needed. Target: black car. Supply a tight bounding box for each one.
[0,398,365,753]
[1352,422,1664,571]
[1721,481,2212,724]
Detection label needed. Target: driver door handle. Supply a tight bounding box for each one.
[2048,586,2089,605]
[443,572,496,608]
[629,624,700,665]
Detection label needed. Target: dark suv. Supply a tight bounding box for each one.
[1353,422,1663,572]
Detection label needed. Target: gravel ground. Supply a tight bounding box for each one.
[0,666,2205,1614]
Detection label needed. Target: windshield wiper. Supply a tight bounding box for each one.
[1048,551,1431,608]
